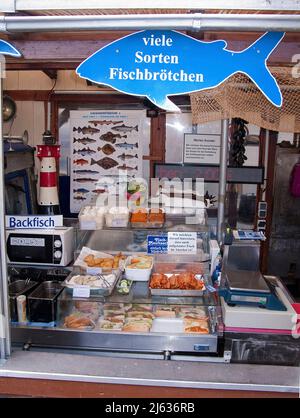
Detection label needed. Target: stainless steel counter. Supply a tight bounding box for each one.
[0,349,299,393]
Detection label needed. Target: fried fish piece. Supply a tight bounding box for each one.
[184,325,209,334]
[184,319,209,334]
[83,253,125,269]
[99,258,114,268]
[64,314,95,329]
[113,254,121,269]
[83,254,96,266]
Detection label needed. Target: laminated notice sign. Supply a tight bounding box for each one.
[183,133,220,164]
[167,232,197,254]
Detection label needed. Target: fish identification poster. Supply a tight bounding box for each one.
[70,110,145,213]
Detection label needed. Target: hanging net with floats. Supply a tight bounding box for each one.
[190,67,300,133]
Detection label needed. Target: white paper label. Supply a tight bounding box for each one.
[167,232,197,254]
[111,219,127,227]
[73,286,90,298]
[80,220,97,230]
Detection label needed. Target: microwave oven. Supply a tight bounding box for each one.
[6,227,74,266]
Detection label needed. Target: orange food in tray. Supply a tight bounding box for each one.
[184,324,209,334]
[148,208,165,223]
[130,208,165,225]
[150,272,205,290]
[184,319,209,334]
[83,253,125,269]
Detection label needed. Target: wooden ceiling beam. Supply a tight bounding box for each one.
[5,29,300,42]
[6,31,134,41]
[5,61,80,70]
[3,32,299,68]
[3,90,51,101]
[3,90,192,106]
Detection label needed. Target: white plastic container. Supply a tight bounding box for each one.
[151,318,184,334]
[17,294,27,324]
[79,206,107,230]
[105,206,130,228]
[125,255,153,282]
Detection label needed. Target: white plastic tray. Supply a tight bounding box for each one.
[125,255,153,282]
[73,247,126,274]
[63,272,119,296]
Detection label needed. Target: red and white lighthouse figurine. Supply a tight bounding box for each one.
[36,131,60,215]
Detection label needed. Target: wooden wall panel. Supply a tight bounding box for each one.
[3,71,19,90]
[3,70,108,91]
[56,70,76,90]
[3,100,45,169]
[18,70,52,90]
[149,113,166,180]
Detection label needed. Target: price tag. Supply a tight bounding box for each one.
[86,267,102,275]
[80,220,97,230]
[167,232,197,254]
[73,286,90,298]
[111,219,127,227]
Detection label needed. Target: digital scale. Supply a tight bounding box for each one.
[219,269,287,311]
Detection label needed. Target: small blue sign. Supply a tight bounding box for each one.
[147,235,168,254]
[233,230,266,241]
[0,40,21,57]
[76,30,284,112]
[5,215,63,229]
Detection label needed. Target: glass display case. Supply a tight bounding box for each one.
[54,281,219,353]
[75,221,210,255]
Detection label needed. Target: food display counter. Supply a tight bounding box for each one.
[1,5,300,398]
[9,220,225,358]
[11,284,220,355]
[7,219,300,367]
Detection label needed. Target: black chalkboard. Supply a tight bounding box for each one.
[154,164,264,184]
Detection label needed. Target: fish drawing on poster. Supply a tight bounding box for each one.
[70,110,144,213]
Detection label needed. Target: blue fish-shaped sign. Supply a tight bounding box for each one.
[76,30,284,112]
[0,39,21,57]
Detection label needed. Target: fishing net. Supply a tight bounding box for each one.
[190,67,300,133]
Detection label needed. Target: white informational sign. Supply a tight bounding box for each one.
[73,286,90,298]
[5,215,63,229]
[183,133,221,164]
[167,232,197,254]
[70,109,146,213]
